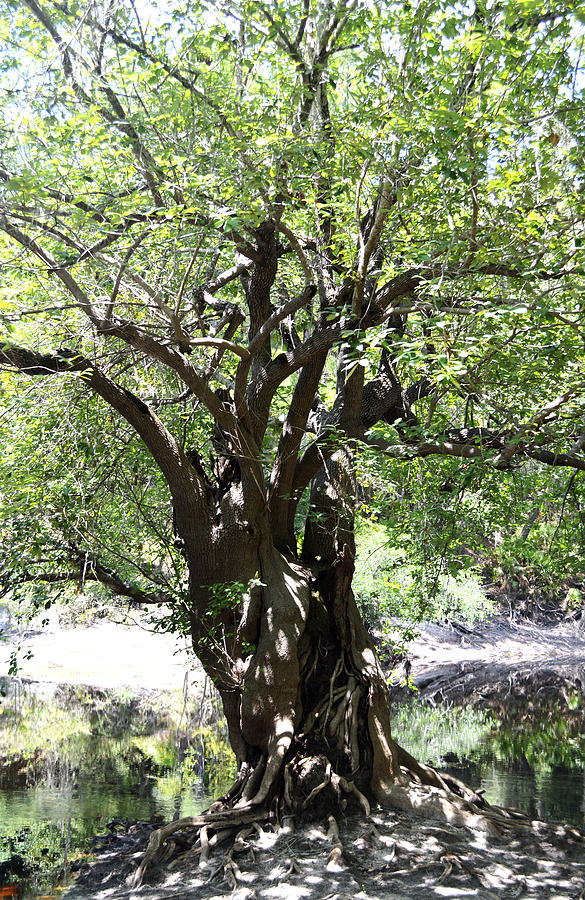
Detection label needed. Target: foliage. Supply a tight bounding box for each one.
[492,523,584,587]
[0,376,187,629]
[354,516,493,625]
[355,435,585,622]
[0,0,583,708]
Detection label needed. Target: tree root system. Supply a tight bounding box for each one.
[69,801,585,900]
[67,739,584,899]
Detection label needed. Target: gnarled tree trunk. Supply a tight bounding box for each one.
[133,522,506,888]
[208,539,401,811]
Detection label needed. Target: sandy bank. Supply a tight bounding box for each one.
[0,621,199,692]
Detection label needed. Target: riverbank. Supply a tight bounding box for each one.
[4,613,585,701]
[387,614,585,706]
[0,621,198,692]
[67,801,585,900]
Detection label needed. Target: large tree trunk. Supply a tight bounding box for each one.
[226,541,402,810]
[178,455,481,818]
[133,465,505,888]
[132,534,529,886]
[186,529,459,819]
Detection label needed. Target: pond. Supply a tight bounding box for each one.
[0,680,235,897]
[394,698,585,826]
[1,679,584,896]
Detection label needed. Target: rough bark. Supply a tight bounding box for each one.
[134,531,538,886]
[185,532,403,814]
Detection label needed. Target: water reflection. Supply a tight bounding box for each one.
[393,700,585,826]
[0,681,235,896]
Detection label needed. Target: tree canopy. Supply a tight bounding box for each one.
[1,0,584,602]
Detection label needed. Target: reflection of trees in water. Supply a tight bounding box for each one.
[396,699,585,826]
[1,686,236,893]
[1,685,233,833]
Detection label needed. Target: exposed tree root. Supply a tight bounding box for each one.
[131,807,269,887]
[131,742,584,889]
[325,815,344,872]
[129,549,585,889]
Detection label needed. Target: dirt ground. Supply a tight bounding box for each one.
[387,615,585,705]
[67,805,585,900]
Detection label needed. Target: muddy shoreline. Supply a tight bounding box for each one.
[0,621,198,692]
[4,613,584,705]
[386,614,585,708]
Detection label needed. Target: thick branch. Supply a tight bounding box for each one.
[268,350,328,550]
[5,561,174,606]
[354,181,393,315]
[188,336,250,360]
[290,361,413,502]
[0,343,212,518]
[246,319,343,439]
[84,555,176,605]
[236,283,317,419]
[373,263,585,314]
[206,263,251,294]
[245,251,572,437]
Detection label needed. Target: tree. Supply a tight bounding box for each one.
[1,0,584,870]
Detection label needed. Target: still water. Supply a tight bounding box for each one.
[0,680,584,894]
[393,701,585,827]
[0,680,235,895]
[0,682,236,829]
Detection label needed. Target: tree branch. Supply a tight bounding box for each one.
[21,0,164,206]
[0,213,238,431]
[187,336,250,360]
[0,343,212,514]
[4,561,174,606]
[268,350,328,550]
[373,262,585,315]
[0,165,107,222]
[493,385,585,468]
[84,555,175,605]
[247,283,317,358]
[275,221,314,283]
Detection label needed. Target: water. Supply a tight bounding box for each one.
[0,740,225,829]
[1,681,584,896]
[394,700,585,826]
[0,681,235,896]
